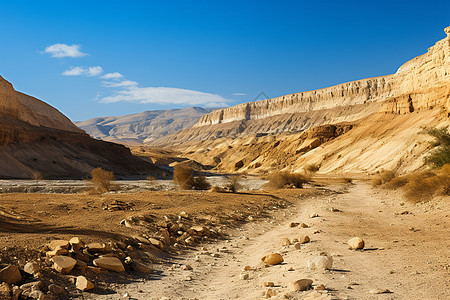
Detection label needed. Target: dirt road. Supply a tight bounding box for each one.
[101,181,449,300]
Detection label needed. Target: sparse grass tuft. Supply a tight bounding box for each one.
[403,171,450,203]
[266,171,310,189]
[91,167,116,193]
[173,165,211,190]
[31,170,44,180]
[371,170,396,187]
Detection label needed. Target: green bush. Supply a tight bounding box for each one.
[422,126,450,168]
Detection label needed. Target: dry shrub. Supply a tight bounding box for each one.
[146,175,156,181]
[91,167,116,193]
[403,171,450,203]
[382,176,409,189]
[173,165,210,190]
[371,170,396,187]
[342,177,353,184]
[266,171,310,189]
[224,174,243,192]
[31,170,44,180]
[305,163,320,174]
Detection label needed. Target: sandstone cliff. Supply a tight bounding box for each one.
[155,27,450,147]
[0,75,161,179]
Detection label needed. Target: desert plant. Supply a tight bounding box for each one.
[371,170,396,187]
[421,126,450,168]
[342,177,353,184]
[305,163,320,174]
[146,175,156,181]
[31,170,44,180]
[403,171,449,203]
[173,165,210,190]
[224,174,243,192]
[266,171,310,189]
[90,167,116,193]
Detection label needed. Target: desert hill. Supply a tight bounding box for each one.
[152,27,450,175]
[76,107,216,145]
[0,75,161,179]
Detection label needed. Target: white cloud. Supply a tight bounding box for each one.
[101,72,124,79]
[62,66,103,77]
[232,93,247,96]
[102,80,138,87]
[99,86,229,107]
[44,43,88,58]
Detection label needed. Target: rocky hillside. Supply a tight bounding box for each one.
[155,27,450,146]
[0,75,161,179]
[76,107,216,145]
[153,26,450,175]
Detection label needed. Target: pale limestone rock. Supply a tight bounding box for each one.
[347,237,365,250]
[299,235,310,244]
[300,223,309,228]
[239,273,249,280]
[265,288,277,298]
[51,256,77,274]
[0,282,11,299]
[86,243,105,252]
[46,246,69,257]
[93,257,125,272]
[48,240,69,250]
[262,282,275,287]
[281,238,291,246]
[0,265,22,284]
[261,253,284,265]
[314,284,326,290]
[181,264,192,271]
[23,262,40,275]
[289,279,313,291]
[307,256,333,271]
[69,237,84,251]
[76,276,94,291]
[149,238,164,249]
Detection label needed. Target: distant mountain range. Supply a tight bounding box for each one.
[75,107,217,145]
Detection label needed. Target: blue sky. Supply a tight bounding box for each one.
[0,0,449,121]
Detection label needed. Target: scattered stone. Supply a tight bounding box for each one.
[75,259,87,272]
[281,238,291,246]
[263,282,275,287]
[69,237,84,251]
[261,253,284,265]
[289,279,313,291]
[185,276,192,281]
[46,246,69,257]
[242,265,253,271]
[181,264,193,271]
[86,243,105,252]
[313,230,321,234]
[76,276,94,291]
[299,235,310,244]
[193,256,200,262]
[48,284,65,295]
[314,284,326,290]
[309,213,319,218]
[0,282,11,299]
[369,289,392,294]
[239,273,249,280]
[24,262,41,275]
[347,237,365,250]
[307,255,333,271]
[51,256,77,274]
[179,211,189,218]
[291,238,299,243]
[300,223,309,228]
[93,257,125,272]
[131,261,151,273]
[149,238,164,249]
[191,226,204,232]
[0,265,22,284]
[289,222,299,228]
[12,286,22,300]
[264,288,277,298]
[48,240,69,250]
[329,207,342,212]
[28,290,45,299]
[201,246,208,251]
[287,266,294,271]
[294,242,301,250]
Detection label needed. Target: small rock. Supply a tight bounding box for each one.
[281,238,291,246]
[181,264,192,271]
[314,284,326,290]
[48,284,65,295]
[294,242,301,250]
[239,273,249,280]
[185,276,192,281]
[86,243,105,252]
[69,237,84,251]
[48,240,69,250]
[369,288,392,294]
[289,279,313,291]
[307,255,333,271]
[261,253,284,266]
[264,288,277,298]
[191,225,204,232]
[149,238,164,249]
[24,262,41,275]
[299,235,310,244]
[287,266,294,271]
[242,265,253,271]
[51,256,77,274]
[0,282,11,299]
[93,257,125,272]
[300,223,309,228]
[28,290,45,299]
[76,276,94,291]
[309,213,319,218]
[0,265,22,284]
[347,237,365,250]
[46,246,69,257]
[12,286,22,300]
[289,222,299,228]
[263,281,275,287]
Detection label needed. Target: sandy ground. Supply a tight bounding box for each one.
[105,181,450,300]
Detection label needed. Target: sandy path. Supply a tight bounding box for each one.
[109,182,449,300]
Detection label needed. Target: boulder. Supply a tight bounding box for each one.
[307,255,333,271]
[93,257,125,272]
[347,237,365,250]
[0,265,22,284]
[51,256,77,274]
[86,243,105,252]
[46,246,69,257]
[23,262,41,275]
[69,237,84,251]
[261,253,284,265]
[289,279,313,292]
[76,276,94,291]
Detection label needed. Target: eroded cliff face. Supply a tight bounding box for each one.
[160,28,449,146]
[0,75,82,133]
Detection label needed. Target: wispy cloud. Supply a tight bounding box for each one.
[101,72,124,79]
[44,43,88,58]
[99,86,229,107]
[232,93,247,96]
[102,80,138,87]
[62,66,103,77]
